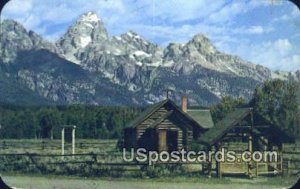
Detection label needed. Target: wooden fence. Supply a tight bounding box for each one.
[0,140,299,177]
[0,152,299,176]
[0,140,116,150]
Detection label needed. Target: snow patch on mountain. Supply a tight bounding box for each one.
[133,50,151,57]
[80,36,92,48]
[2,12,299,106]
[79,12,100,23]
[136,62,143,66]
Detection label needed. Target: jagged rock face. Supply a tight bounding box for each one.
[119,31,161,55]
[0,20,59,63]
[186,34,217,55]
[162,34,272,81]
[0,12,298,106]
[56,11,109,64]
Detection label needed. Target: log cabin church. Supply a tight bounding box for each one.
[123,96,214,152]
[123,96,295,177]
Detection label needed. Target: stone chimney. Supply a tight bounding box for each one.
[181,96,187,112]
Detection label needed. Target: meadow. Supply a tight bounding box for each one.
[0,139,118,154]
[1,174,298,189]
[0,139,299,188]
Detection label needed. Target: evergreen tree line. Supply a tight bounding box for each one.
[0,105,143,139]
[0,79,299,139]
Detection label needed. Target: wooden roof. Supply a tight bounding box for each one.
[126,99,207,130]
[126,99,169,128]
[199,108,294,146]
[187,110,214,129]
[148,110,174,128]
[199,108,251,145]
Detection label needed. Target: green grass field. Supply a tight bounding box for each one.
[0,139,299,189]
[1,174,298,189]
[0,139,118,154]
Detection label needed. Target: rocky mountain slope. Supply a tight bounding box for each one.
[1,12,299,106]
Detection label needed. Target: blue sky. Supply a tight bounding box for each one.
[1,0,300,71]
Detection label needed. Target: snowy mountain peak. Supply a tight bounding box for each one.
[189,34,214,47]
[125,30,139,37]
[118,30,162,55]
[191,34,210,42]
[2,16,300,106]
[121,31,143,41]
[186,33,217,54]
[56,12,109,64]
[78,11,101,23]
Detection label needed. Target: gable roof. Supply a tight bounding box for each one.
[126,99,206,130]
[253,113,294,143]
[187,110,214,129]
[149,110,174,128]
[147,110,193,130]
[126,99,169,128]
[199,108,294,145]
[199,108,252,145]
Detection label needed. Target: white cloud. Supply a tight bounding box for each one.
[247,25,267,34]
[1,0,299,72]
[1,0,277,39]
[292,55,300,66]
[208,2,247,23]
[225,38,300,71]
[274,39,292,55]
[2,0,33,16]
[230,25,274,35]
[247,26,264,34]
[206,0,273,24]
[291,5,300,17]
[42,3,78,24]
[248,0,279,7]
[22,14,42,31]
[274,3,300,22]
[278,55,300,72]
[2,0,129,40]
[129,0,226,23]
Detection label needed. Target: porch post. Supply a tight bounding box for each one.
[72,127,76,159]
[279,143,283,175]
[61,128,65,159]
[248,135,253,177]
[248,108,255,178]
[215,143,222,178]
[207,145,212,178]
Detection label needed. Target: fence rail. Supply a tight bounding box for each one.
[0,140,116,148]
[1,140,300,177]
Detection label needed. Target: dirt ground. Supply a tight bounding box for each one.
[1,175,297,189]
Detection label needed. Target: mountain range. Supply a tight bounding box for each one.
[1,11,299,106]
